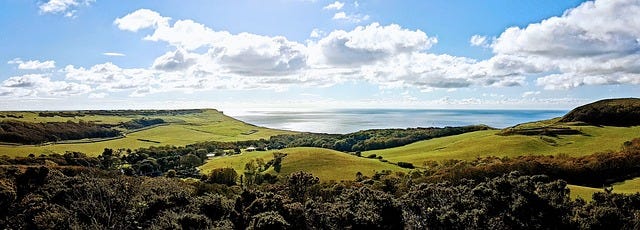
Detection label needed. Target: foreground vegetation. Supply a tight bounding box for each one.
[1,163,639,229]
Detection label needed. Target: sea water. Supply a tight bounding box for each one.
[228,109,568,134]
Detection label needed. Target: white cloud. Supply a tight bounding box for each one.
[521,91,541,97]
[152,49,197,71]
[332,12,370,23]
[2,74,91,96]
[103,52,125,57]
[323,1,344,10]
[490,0,640,90]
[213,34,308,76]
[34,5,640,101]
[310,23,436,66]
[8,59,56,70]
[39,0,93,17]
[114,9,171,32]
[309,28,324,38]
[89,92,107,98]
[144,19,230,50]
[469,35,488,47]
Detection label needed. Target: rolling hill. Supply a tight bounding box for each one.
[0,109,296,157]
[365,125,640,166]
[560,98,640,126]
[200,147,408,181]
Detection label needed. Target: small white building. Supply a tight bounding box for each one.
[246,146,257,152]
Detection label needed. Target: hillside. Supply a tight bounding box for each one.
[569,177,640,201]
[200,147,408,181]
[366,123,640,166]
[559,98,640,126]
[0,109,296,157]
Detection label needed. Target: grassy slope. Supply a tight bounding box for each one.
[366,125,640,166]
[0,110,295,157]
[200,147,408,181]
[568,177,640,201]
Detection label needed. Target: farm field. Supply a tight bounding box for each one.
[0,110,295,157]
[568,177,640,201]
[365,125,640,166]
[200,147,408,181]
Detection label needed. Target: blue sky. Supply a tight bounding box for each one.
[1,0,638,110]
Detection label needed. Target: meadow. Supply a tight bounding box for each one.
[365,125,640,166]
[0,110,295,157]
[200,147,407,181]
[568,177,640,201]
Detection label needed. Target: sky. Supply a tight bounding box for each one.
[0,0,639,111]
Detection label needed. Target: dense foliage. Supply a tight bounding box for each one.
[1,138,639,229]
[409,138,640,187]
[119,118,165,130]
[560,98,640,126]
[0,165,638,229]
[267,125,492,152]
[0,120,120,145]
[36,109,205,117]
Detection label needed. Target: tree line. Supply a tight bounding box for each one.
[0,165,638,229]
[0,120,120,145]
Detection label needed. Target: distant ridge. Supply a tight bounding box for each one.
[560,98,640,126]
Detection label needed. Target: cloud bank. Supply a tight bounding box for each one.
[4,0,640,100]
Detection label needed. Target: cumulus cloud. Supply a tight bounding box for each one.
[211,33,308,76]
[114,9,171,32]
[311,23,436,66]
[490,0,640,90]
[152,49,196,71]
[27,2,639,101]
[309,28,324,38]
[102,9,535,96]
[39,0,93,17]
[2,74,90,96]
[143,19,230,50]
[323,1,344,10]
[332,12,370,23]
[8,59,56,70]
[469,35,488,47]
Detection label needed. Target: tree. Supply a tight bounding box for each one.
[179,154,202,168]
[98,148,120,170]
[271,152,286,173]
[287,171,319,202]
[207,168,238,186]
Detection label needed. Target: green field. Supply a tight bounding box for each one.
[365,125,640,166]
[568,177,640,201]
[0,110,295,157]
[200,147,409,181]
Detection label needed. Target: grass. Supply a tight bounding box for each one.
[0,110,296,157]
[199,147,409,181]
[568,177,640,201]
[366,125,640,166]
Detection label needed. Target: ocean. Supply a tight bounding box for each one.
[227,109,568,134]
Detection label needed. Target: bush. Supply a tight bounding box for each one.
[397,162,414,169]
[366,154,377,159]
[207,168,238,186]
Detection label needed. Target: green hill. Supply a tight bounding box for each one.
[0,109,295,157]
[200,147,408,181]
[560,98,640,126]
[569,177,640,201]
[365,123,640,166]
